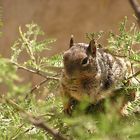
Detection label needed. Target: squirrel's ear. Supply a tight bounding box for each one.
[87,39,96,56]
[69,35,74,48]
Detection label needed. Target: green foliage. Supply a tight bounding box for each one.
[86,30,104,41]
[0,58,27,98]
[108,17,140,63]
[10,23,63,78]
[11,23,57,70]
[0,17,140,140]
[107,18,140,115]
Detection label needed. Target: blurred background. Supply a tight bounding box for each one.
[0,0,137,56]
[0,0,138,92]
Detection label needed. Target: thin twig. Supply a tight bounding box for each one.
[103,49,140,63]
[126,70,140,80]
[11,61,59,81]
[30,79,48,93]
[37,113,55,118]
[25,78,49,99]
[19,27,35,61]
[23,126,35,134]
[11,123,25,140]
[129,0,140,20]
[135,77,140,83]
[10,61,60,99]
[3,98,68,140]
[127,43,140,83]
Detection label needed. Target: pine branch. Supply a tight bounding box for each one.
[11,61,59,81]
[124,97,140,115]
[2,98,68,140]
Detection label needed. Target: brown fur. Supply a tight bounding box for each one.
[60,38,134,115]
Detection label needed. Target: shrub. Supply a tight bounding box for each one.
[0,17,140,140]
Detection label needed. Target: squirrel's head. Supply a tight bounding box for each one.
[63,35,98,78]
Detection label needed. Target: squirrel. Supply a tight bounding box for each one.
[60,35,135,115]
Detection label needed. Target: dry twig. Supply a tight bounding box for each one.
[127,70,140,80]
[11,61,59,81]
[129,0,140,20]
[25,78,49,99]
[30,78,49,93]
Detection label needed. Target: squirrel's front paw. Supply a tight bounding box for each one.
[64,107,72,116]
[63,98,79,116]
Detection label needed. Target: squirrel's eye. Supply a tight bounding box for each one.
[81,57,89,66]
